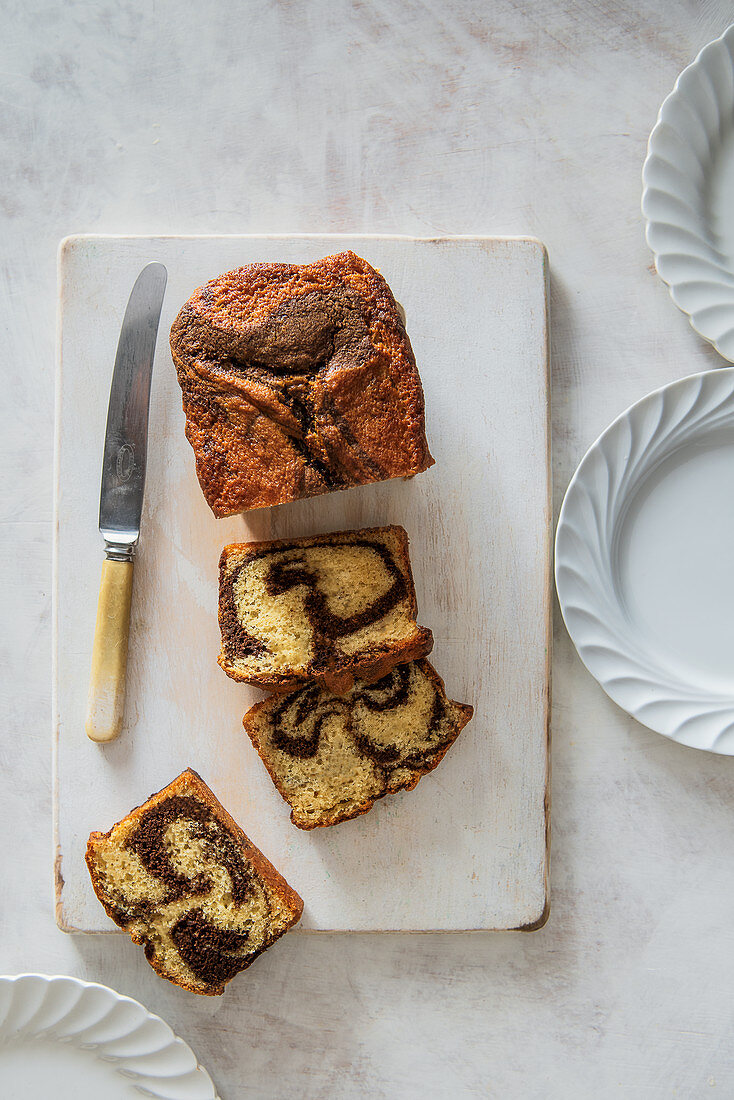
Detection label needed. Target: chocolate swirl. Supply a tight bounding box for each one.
[170,910,253,986]
[269,684,345,759]
[87,770,304,994]
[267,664,454,769]
[125,796,253,907]
[221,538,408,670]
[356,665,412,711]
[264,539,406,637]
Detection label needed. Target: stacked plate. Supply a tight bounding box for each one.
[556,24,734,754]
[643,23,734,361]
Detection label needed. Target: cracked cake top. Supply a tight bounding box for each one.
[170,251,434,516]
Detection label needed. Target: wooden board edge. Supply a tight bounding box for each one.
[55,232,553,247]
[537,240,552,932]
[52,238,67,932]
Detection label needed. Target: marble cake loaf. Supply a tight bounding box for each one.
[218,525,433,693]
[170,251,434,517]
[243,660,473,829]
[85,769,303,996]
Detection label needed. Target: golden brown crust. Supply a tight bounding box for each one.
[86,769,303,996]
[217,632,434,694]
[217,524,433,692]
[242,660,474,830]
[170,252,434,517]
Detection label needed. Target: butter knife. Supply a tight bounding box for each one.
[86,262,167,743]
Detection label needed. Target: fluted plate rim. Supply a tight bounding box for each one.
[555,367,734,754]
[0,973,219,1099]
[642,23,734,362]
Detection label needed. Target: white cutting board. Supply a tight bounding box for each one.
[54,234,550,933]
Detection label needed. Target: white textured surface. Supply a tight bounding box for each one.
[54,233,549,933]
[643,24,734,361]
[0,974,218,1099]
[5,2,734,1098]
[556,368,734,752]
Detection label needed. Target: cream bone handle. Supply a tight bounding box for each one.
[86,557,134,743]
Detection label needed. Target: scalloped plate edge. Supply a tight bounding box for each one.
[642,23,734,362]
[0,973,220,1099]
[555,367,734,754]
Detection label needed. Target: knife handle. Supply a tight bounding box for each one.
[86,558,134,743]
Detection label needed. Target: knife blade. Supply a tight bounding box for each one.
[86,262,167,743]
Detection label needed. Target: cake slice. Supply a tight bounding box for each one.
[170,251,434,517]
[219,525,433,693]
[243,660,473,829]
[86,769,303,996]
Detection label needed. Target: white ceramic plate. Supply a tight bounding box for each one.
[0,974,219,1099]
[642,24,734,362]
[556,368,734,754]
